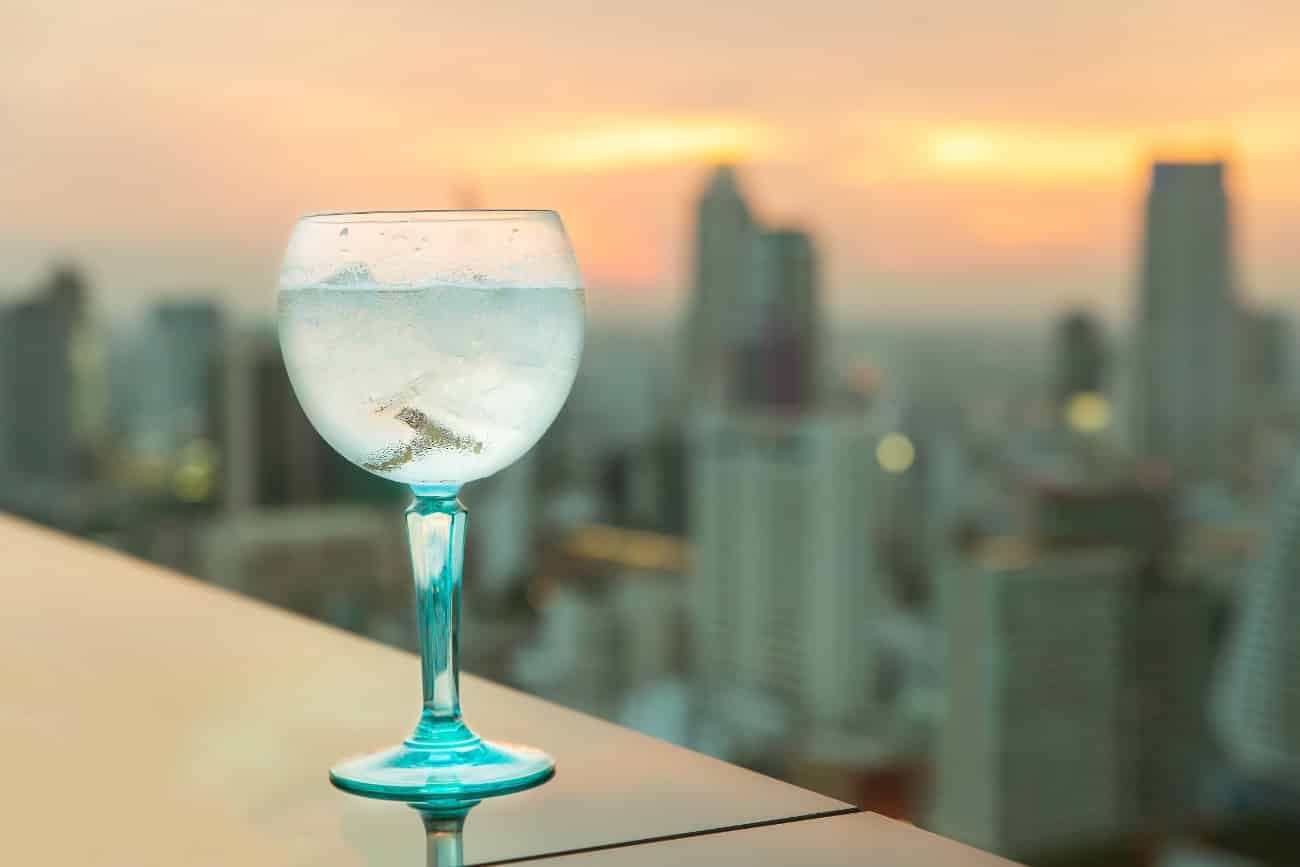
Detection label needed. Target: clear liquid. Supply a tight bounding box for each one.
[278,284,584,487]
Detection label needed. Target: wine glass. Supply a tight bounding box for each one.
[277,210,584,798]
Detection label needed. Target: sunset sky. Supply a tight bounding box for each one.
[3,0,1299,320]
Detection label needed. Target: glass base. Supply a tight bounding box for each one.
[330,717,555,800]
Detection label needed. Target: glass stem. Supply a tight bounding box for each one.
[406,491,467,728]
[419,809,469,867]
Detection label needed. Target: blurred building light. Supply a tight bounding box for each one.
[1064,391,1111,434]
[172,438,220,503]
[876,433,915,474]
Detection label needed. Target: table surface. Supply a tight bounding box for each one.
[0,514,1015,866]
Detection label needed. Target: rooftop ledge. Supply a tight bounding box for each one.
[0,513,1019,866]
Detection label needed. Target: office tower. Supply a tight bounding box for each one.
[737,229,820,409]
[689,410,879,735]
[147,301,225,447]
[680,166,826,412]
[0,265,91,481]
[682,165,756,406]
[1134,161,1238,482]
[933,541,1135,859]
[1054,309,1106,405]
[1213,458,1300,786]
[1017,470,1218,827]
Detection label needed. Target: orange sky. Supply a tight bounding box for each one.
[3,0,1299,320]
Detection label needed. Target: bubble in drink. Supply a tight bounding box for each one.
[278,283,584,486]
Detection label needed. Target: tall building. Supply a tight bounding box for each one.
[1054,309,1106,405]
[1213,458,1300,787]
[689,410,879,737]
[0,265,92,482]
[148,301,225,447]
[1019,471,1219,827]
[737,229,820,409]
[932,540,1136,858]
[683,165,756,406]
[1134,161,1238,482]
[680,166,824,411]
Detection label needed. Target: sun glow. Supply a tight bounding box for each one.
[922,128,1132,181]
[489,118,774,172]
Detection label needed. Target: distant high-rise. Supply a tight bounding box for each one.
[122,301,226,456]
[153,302,225,444]
[683,166,756,405]
[1015,472,1215,827]
[0,265,92,482]
[932,540,1135,858]
[1213,458,1300,786]
[689,410,879,736]
[737,229,820,409]
[1054,309,1106,405]
[1134,161,1238,481]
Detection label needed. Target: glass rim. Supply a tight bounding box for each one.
[299,209,559,224]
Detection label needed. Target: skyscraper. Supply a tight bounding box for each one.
[1054,309,1106,405]
[0,265,91,482]
[1134,161,1238,482]
[737,229,820,409]
[932,540,1136,858]
[689,410,879,737]
[152,301,225,446]
[122,301,226,457]
[683,166,756,406]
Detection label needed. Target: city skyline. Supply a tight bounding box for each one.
[5,0,1300,318]
[4,88,1300,860]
